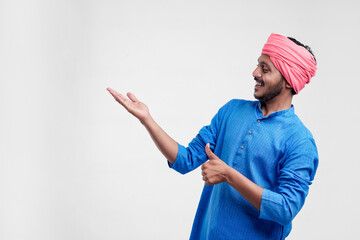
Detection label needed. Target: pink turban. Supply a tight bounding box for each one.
[261,33,317,94]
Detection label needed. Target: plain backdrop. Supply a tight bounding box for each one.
[1,0,359,239]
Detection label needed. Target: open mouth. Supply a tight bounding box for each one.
[254,77,264,88]
[255,80,264,89]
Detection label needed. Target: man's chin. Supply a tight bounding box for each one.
[254,93,262,101]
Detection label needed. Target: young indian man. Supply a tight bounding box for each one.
[107,33,318,239]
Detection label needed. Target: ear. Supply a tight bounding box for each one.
[284,79,292,90]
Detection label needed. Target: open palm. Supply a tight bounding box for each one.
[107,88,150,123]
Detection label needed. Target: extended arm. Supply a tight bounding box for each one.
[107,88,178,164]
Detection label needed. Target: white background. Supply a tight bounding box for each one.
[1,0,359,239]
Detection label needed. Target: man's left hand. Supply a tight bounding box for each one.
[201,143,230,185]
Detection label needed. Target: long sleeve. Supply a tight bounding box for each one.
[259,137,319,226]
[168,100,233,174]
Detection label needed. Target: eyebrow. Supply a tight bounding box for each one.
[257,59,271,69]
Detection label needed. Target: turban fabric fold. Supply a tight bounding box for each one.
[261,33,317,94]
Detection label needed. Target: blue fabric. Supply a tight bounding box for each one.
[168,99,318,240]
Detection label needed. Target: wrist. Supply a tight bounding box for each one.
[224,165,235,184]
[140,113,153,126]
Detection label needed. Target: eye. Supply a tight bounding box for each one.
[257,64,269,73]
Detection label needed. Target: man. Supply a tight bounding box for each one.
[107,33,318,239]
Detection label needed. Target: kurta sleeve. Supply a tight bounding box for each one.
[259,137,319,226]
[168,100,233,174]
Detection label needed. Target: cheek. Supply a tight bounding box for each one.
[273,71,283,82]
[264,73,282,86]
[262,76,271,86]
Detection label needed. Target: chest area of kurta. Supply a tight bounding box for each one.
[218,110,295,183]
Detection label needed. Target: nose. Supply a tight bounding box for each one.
[252,66,261,79]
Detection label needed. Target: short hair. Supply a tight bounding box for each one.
[287,37,317,64]
[286,36,317,95]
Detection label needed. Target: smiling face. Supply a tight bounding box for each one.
[253,54,286,103]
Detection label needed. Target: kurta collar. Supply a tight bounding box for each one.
[255,101,295,119]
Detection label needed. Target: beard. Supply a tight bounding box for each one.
[254,77,284,103]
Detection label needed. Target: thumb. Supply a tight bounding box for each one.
[205,143,216,160]
[127,92,139,102]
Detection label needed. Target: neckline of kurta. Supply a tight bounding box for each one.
[255,101,295,119]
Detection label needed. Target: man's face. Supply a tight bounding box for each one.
[252,54,284,103]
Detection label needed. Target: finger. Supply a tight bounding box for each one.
[127,92,139,102]
[205,143,216,159]
[107,87,120,96]
[107,88,127,101]
[202,175,207,181]
[107,88,129,107]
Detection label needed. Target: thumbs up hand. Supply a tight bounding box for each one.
[201,143,230,185]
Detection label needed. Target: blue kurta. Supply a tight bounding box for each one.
[169,99,318,240]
